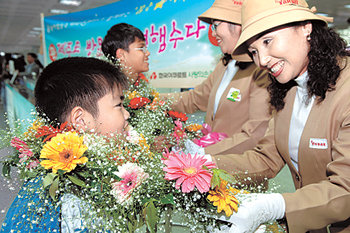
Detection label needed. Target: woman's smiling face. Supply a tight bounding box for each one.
[247,23,312,84]
[212,20,242,54]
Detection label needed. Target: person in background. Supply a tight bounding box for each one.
[162,0,271,157]
[19,53,43,79]
[102,23,150,85]
[102,23,173,152]
[211,0,350,232]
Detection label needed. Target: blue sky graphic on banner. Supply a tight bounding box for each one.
[43,0,222,88]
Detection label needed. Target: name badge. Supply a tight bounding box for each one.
[227,87,241,102]
[309,138,328,149]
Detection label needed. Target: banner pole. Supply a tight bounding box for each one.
[40,13,48,66]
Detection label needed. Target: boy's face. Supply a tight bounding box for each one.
[123,37,150,75]
[87,85,130,136]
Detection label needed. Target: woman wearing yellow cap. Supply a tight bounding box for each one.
[212,0,350,232]
[164,0,271,157]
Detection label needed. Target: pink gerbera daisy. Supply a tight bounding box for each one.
[10,137,33,163]
[162,151,216,193]
[173,120,186,143]
[111,162,149,205]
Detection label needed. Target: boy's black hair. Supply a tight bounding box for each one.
[102,23,145,64]
[34,57,128,125]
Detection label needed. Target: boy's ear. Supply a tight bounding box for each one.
[69,106,94,131]
[116,48,125,60]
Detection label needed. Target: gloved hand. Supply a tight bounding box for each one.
[183,139,205,155]
[218,193,285,233]
[183,139,213,162]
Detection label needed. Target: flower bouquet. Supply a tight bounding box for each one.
[123,74,202,152]
[0,114,251,233]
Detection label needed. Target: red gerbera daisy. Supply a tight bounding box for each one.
[128,97,151,109]
[168,110,188,122]
[134,73,149,86]
[35,122,73,142]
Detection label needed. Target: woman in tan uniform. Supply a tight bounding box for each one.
[213,0,350,232]
[165,0,271,156]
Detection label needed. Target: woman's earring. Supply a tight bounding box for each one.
[307,34,311,41]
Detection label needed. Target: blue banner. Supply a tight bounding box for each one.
[43,0,221,88]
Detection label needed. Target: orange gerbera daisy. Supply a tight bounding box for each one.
[207,180,240,217]
[185,124,203,132]
[40,132,88,173]
[23,120,43,137]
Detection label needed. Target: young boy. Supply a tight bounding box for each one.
[101,23,150,84]
[1,57,130,232]
[35,56,130,135]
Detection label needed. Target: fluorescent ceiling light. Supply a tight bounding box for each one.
[32,27,42,31]
[317,13,329,17]
[50,9,69,14]
[28,31,41,35]
[345,4,350,9]
[59,0,82,6]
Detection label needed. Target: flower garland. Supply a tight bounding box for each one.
[123,72,200,150]
[0,115,250,232]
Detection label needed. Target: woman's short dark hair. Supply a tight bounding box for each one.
[267,21,350,111]
[222,53,252,70]
[102,23,145,64]
[34,57,128,125]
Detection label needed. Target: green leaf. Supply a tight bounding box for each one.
[160,193,175,205]
[141,197,152,206]
[144,201,159,233]
[218,172,235,184]
[25,171,38,179]
[43,173,58,189]
[49,177,59,201]
[67,175,86,187]
[127,222,134,233]
[57,170,66,176]
[2,163,11,178]
[111,173,121,182]
[211,172,221,189]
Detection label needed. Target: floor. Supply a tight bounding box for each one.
[0,101,22,226]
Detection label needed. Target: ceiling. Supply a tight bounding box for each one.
[0,0,119,54]
[0,0,349,54]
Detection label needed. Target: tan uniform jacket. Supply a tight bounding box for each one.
[170,61,271,155]
[214,57,350,233]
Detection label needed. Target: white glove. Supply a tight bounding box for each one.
[218,193,285,233]
[184,139,205,155]
[183,139,213,162]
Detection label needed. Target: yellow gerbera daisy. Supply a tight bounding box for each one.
[40,132,88,173]
[138,134,153,157]
[126,90,140,100]
[151,90,159,99]
[207,180,240,217]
